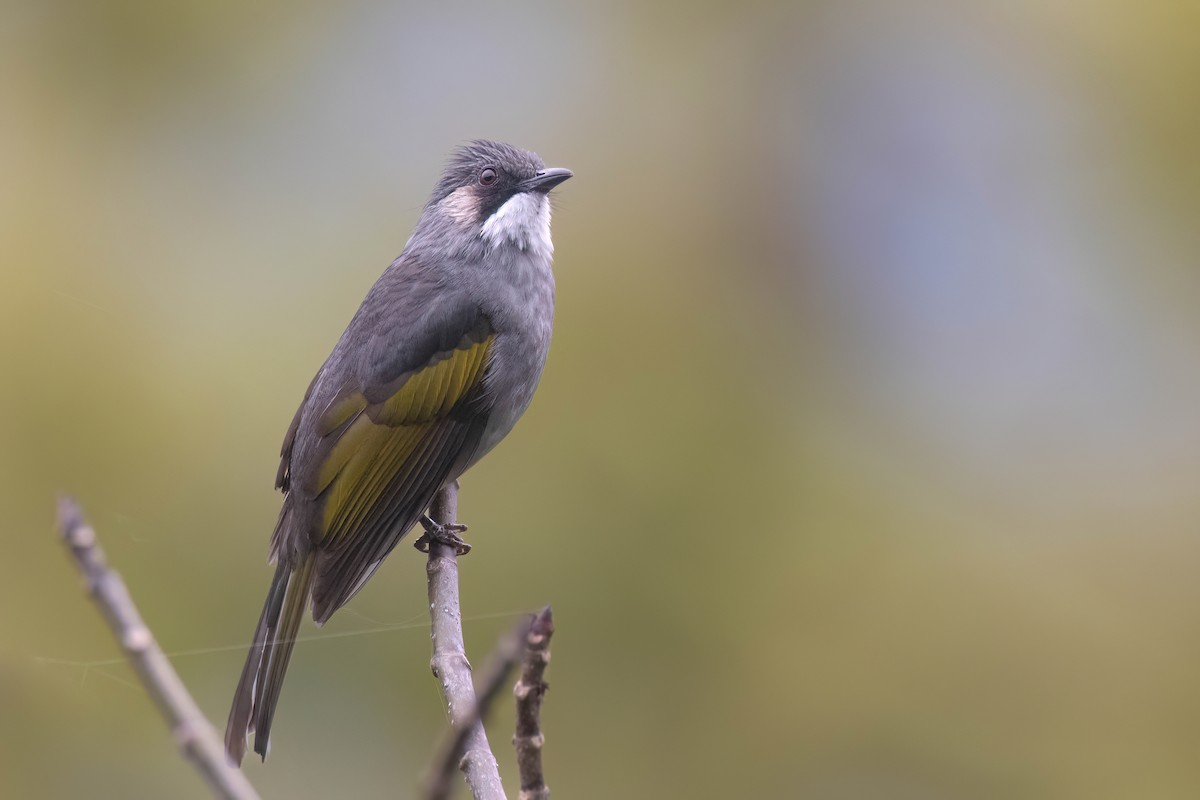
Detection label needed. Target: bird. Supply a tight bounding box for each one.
[224,140,571,765]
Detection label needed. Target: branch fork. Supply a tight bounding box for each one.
[56,489,556,800]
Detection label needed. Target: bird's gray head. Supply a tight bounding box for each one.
[425,140,572,256]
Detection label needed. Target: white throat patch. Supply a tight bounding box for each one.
[480,192,553,256]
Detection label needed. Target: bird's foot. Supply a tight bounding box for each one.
[414,514,471,555]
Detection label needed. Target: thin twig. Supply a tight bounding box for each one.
[513,607,554,800]
[424,614,533,800]
[55,496,261,800]
[424,482,506,800]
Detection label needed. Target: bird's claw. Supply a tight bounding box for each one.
[414,514,471,555]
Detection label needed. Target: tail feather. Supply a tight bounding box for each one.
[252,556,314,759]
[224,557,315,765]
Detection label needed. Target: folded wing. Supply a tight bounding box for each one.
[302,318,494,622]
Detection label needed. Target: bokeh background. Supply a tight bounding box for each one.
[4,1,1199,797]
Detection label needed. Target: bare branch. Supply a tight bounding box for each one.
[513,607,554,800]
[423,482,506,800]
[55,496,261,800]
[424,614,533,800]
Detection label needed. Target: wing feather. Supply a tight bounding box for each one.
[301,330,494,621]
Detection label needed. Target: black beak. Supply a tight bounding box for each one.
[523,167,573,194]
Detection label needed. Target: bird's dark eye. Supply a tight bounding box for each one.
[479,168,498,186]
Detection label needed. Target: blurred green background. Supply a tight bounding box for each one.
[4,1,1200,797]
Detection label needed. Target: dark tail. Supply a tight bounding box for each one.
[224,555,315,765]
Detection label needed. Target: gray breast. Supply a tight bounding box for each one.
[469,242,556,467]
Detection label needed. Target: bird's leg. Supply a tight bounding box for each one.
[414,513,471,556]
